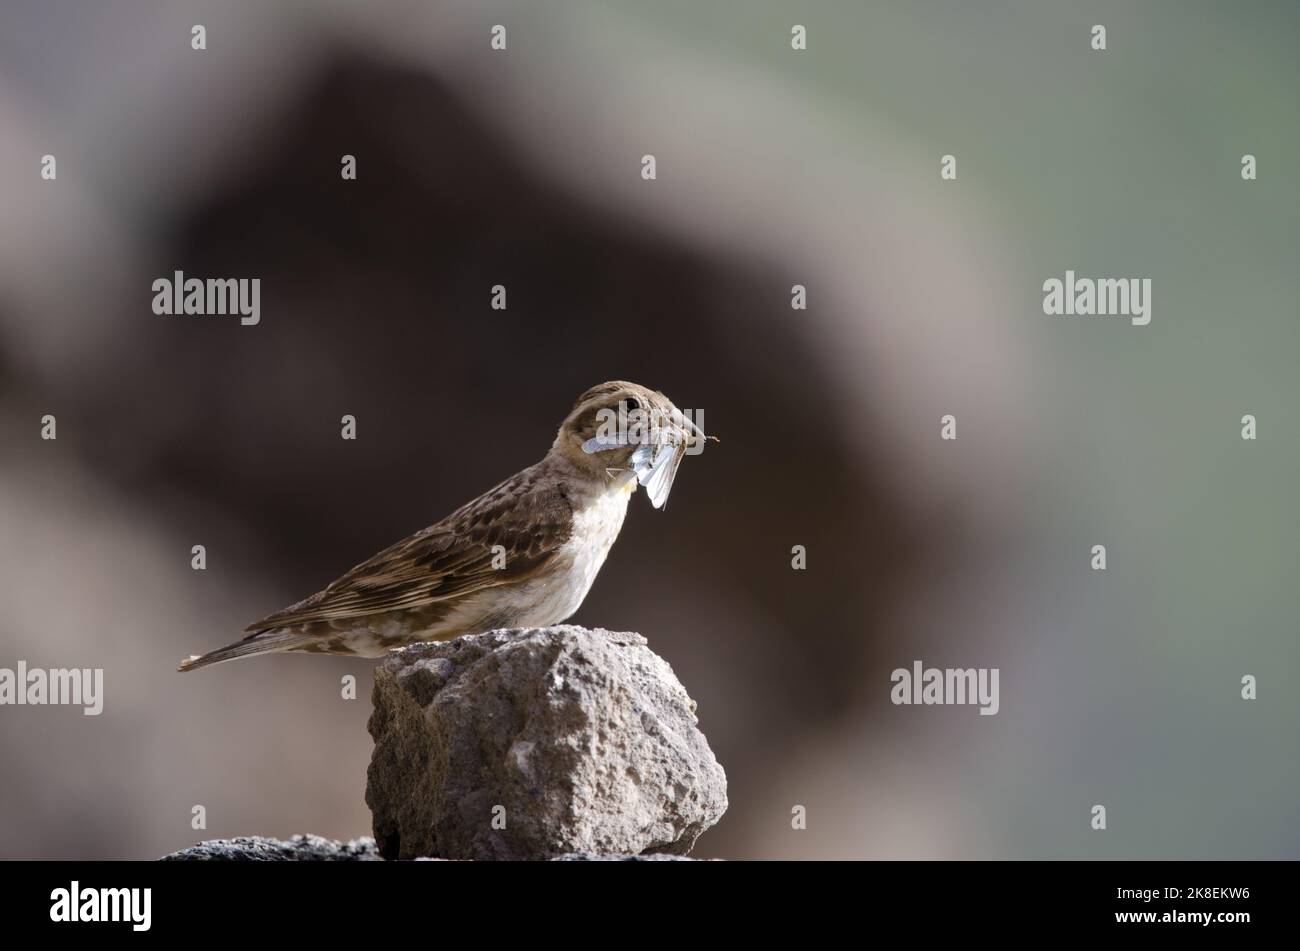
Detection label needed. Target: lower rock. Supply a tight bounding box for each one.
[162,834,381,861]
[366,626,728,860]
[161,836,705,861]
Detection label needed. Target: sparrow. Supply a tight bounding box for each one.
[178,381,710,671]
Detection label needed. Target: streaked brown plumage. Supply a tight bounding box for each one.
[178,381,708,671]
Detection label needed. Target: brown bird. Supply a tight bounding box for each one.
[178,381,710,671]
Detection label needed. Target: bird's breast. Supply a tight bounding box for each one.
[562,482,634,586]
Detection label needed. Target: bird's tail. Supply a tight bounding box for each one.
[177,629,316,672]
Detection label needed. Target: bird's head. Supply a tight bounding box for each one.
[552,381,711,508]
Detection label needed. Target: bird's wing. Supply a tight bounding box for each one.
[244,469,573,631]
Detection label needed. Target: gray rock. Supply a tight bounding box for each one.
[365,625,727,860]
[162,834,381,861]
[161,836,705,861]
[550,852,705,861]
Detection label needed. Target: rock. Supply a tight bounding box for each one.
[162,834,381,861]
[161,836,705,861]
[549,852,704,861]
[365,625,727,860]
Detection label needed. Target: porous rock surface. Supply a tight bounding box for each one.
[161,835,701,861]
[162,834,381,861]
[365,626,727,860]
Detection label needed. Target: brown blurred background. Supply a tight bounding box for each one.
[1,1,1296,859]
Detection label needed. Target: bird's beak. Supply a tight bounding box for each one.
[681,415,717,454]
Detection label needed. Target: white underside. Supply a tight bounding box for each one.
[390,474,636,649]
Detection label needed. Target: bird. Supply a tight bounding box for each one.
[178,381,711,671]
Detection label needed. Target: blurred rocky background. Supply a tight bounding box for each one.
[1,1,1296,859]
